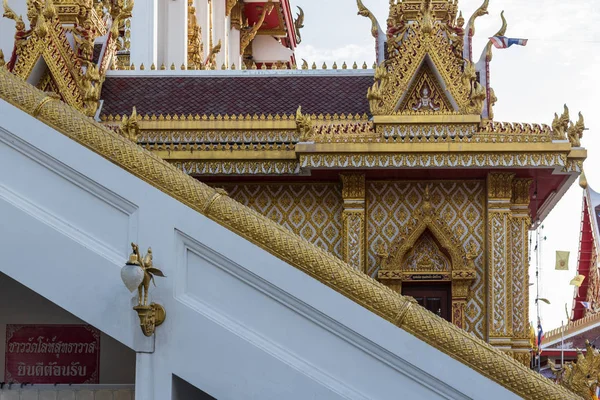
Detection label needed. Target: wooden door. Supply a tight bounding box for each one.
[402,283,451,322]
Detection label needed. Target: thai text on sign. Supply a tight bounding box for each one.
[4,325,100,384]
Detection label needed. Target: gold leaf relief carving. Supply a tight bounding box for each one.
[404,230,451,272]
[398,63,453,113]
[366,181,486,339]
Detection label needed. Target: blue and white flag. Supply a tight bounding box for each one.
[581,301,592,309]
[490,36,528,49]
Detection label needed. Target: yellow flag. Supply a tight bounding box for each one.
[555,251,570,270]
[570,275,586,287]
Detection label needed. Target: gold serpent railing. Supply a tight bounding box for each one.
[0,67,582,400]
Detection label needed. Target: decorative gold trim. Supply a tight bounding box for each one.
[341,173,366,272]
[240,1,274,55]
[188,0,204,69]
[0,68,582,400]
[298,153,568,170]
[32,93,59,117]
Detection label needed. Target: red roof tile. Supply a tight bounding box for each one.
[99,74,373,117]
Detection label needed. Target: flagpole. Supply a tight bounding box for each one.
[561,320,564,368]
[534,179,542,373]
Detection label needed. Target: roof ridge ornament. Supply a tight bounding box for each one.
[356,0,386,64]
[465,0,489,61]
[366,0,486,117]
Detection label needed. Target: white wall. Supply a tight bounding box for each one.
[0,273,135,385]
[0,97,521,400]
[129,0,158,67]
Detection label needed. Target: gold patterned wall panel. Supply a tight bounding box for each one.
[511,216,528,338]
[343,211,365,271]
[490,213,509,336]
[367,181,486,339]
[222,184,343,259]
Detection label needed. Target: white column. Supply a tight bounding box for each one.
[130,0,158,67]
[212,0,228,67]
[229,28,241,68]
[195,0,210,60]
[135,352,155,400]
[165,0,188,68]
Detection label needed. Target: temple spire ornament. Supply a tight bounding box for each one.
[294,6,304,44]
[356,0,385,64]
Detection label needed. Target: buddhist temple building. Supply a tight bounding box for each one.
[0,0,595,399]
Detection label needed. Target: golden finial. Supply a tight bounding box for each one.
[251,62,257,70]
[332,62,338,70]
[221,62,226,70]
[281,63,288,70]
[151,63,156,70]
[342,62,347,70]
[311,62,317,69]
[372,62,376,69]
[181,63,186,70]
[241,63,247,70]
[467,0,490,39]
[140,63,145,70]
[110,62,116,70]
[322,62,327,69]
[261,63,267,70]
[271,64,278,70]
[231,63,236,70]
[130,63,136,70]
[291,63,297,70]
[362,62,367,69]
[170,63,175,70]
[580,170,588,189]
[160,63,166,70]
[301,59,308,69]
[352,62,358,69]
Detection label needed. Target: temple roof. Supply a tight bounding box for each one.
[99,73,373,117]
[544,184,600,347]
[569,184,600,321]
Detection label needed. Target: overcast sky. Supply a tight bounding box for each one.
[294,0,600,331]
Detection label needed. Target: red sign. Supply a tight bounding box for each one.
[5,325,100,384]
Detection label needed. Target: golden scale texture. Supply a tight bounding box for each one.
[223,184,344,258]
[0,68,583,400]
